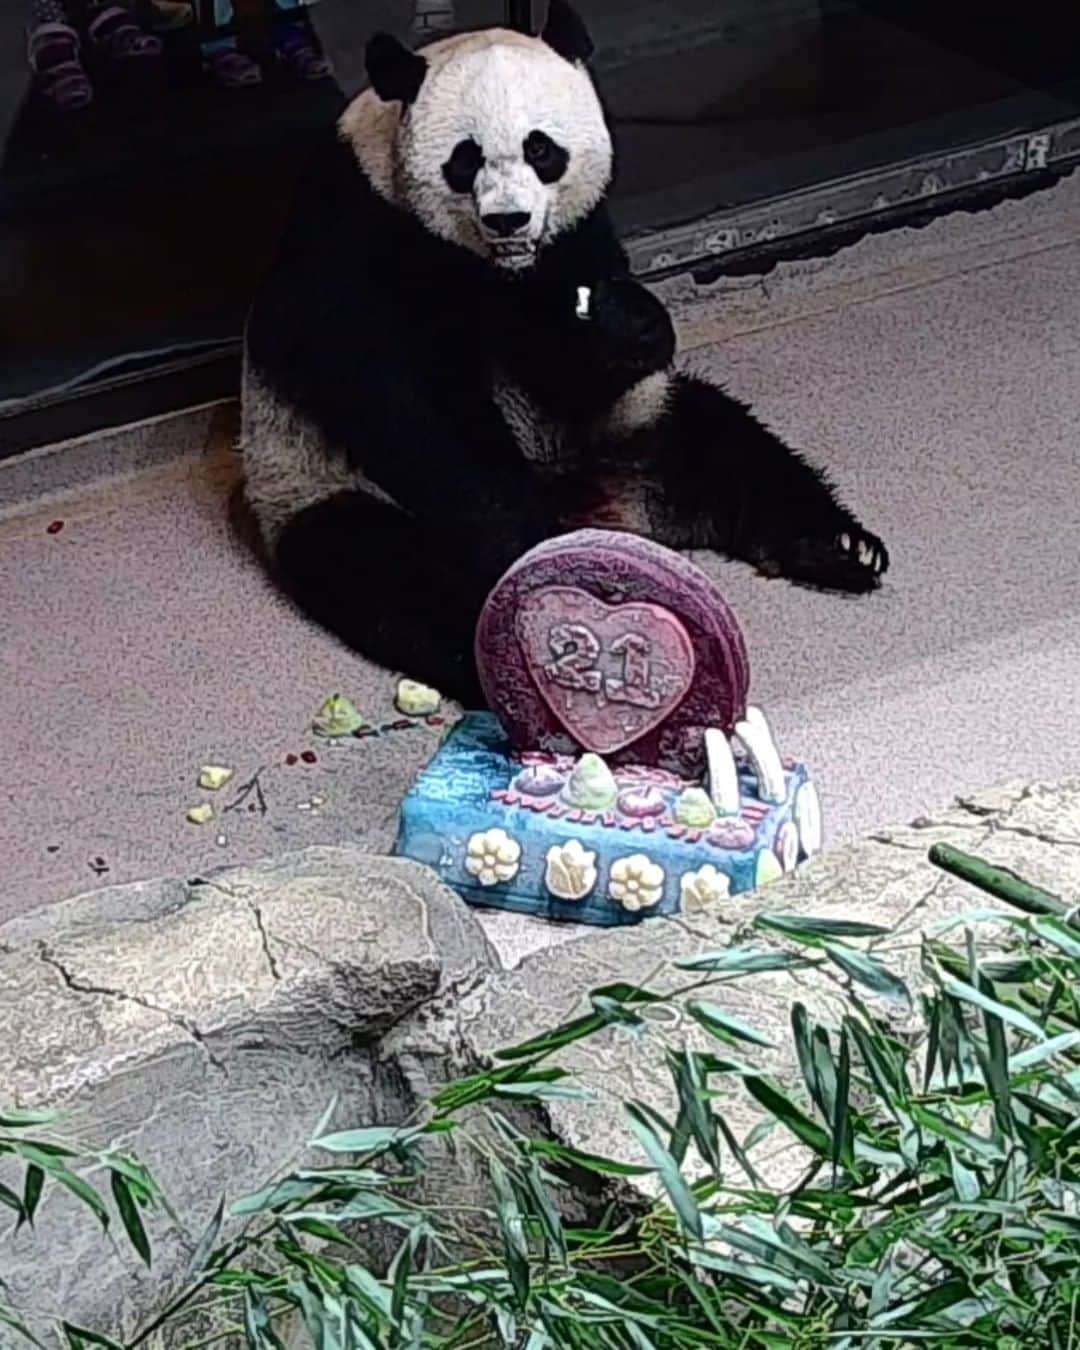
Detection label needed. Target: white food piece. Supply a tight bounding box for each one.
[313,693,365,737]
[743,705,772,739]
[395,678,442,718]
[774,820,799,873]
[186,803,214,825]
[704,728,741,816]
[795,781,823,857]
[734,713,786,804]
[215,834,228,847]
[755,848,784,889]
[545,839,598,901]
[575,285,592,320]
[198,764,234,792]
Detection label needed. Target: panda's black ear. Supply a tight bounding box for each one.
[540,0,594,64]
[366,32,428,105]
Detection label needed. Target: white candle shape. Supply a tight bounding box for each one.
[704,727,741,816]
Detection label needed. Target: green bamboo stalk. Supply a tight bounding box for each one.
[928,843,1070,918]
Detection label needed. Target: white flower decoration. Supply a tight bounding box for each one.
[679,864,731,916]
[545,839,598,901]
[465,828,521,887]
[609,853,665,912]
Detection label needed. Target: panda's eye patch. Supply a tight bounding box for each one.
[442,138,484,193]
[524,129,569,184]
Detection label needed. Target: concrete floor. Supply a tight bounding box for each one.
[3,174,1080,968]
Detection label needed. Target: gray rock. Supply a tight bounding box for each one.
[0,848,496,1343]
[4,781,1079,1342]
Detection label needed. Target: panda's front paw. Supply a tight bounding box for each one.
[753,525,889,594]
[836,526,889,578]
[586,278,676,375]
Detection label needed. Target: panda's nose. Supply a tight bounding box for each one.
[481,211,531,238]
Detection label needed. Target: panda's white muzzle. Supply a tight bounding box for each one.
[474,160,547,268]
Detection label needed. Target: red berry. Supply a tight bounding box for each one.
[285,753,298,765]
[301,750,317,764]
[46,520,64,535]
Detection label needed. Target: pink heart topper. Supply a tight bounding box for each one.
[515,587,696,755]
[475,530,751,775]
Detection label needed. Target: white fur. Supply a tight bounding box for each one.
[592,370,672,443]
[240,364,398,547]
[339,28,612,269]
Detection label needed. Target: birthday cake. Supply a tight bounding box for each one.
[393,529,821,926]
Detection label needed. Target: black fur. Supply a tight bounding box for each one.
[365,33,427,105]
[540,0,595,65]
[246,34,888,701]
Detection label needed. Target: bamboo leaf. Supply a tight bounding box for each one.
[493,1014,607,1061]
[756,913,891,940]
[824,944,910,1005]
[743,1078,832,1158]
[686,1001,774,1048]
[19,1166,44,1230]
[311,1126,420,1155]
[624,1102,703,1239]
[62,1327,125,1350]
[1011,1031,1080,1070]
[243,1288,288,1350]
[110,1172,151,1267]
[673,947,810,974]
[934,972,1044,1039]
[527,1140,653,1178]
[184,1194,225,1280]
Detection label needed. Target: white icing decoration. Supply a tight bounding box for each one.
[545,839,598,901]
[680,864,731,916]
[744,704,772,737]
[576,285,592,320]
[755,847,784,889]
[774,820,799,874]
[465,828,521,887]
[734,712,786,804]
[609,854,665,912]
[795,781,823,857]
[704,727,741,816]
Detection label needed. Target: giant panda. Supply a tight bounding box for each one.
[240,0,889,705]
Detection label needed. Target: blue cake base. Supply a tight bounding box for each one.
[394,713,819,926]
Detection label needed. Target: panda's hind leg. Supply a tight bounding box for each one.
[274,493,486,706]
[636,373,889,593]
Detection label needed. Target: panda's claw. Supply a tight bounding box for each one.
[750,524,889,594]
[835,526,889,580]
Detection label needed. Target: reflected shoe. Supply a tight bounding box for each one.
[271,23,332,81]
[28,21,93,112]
[87,5,164,63]
[148,0,194,31]
[202,40,262,88]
